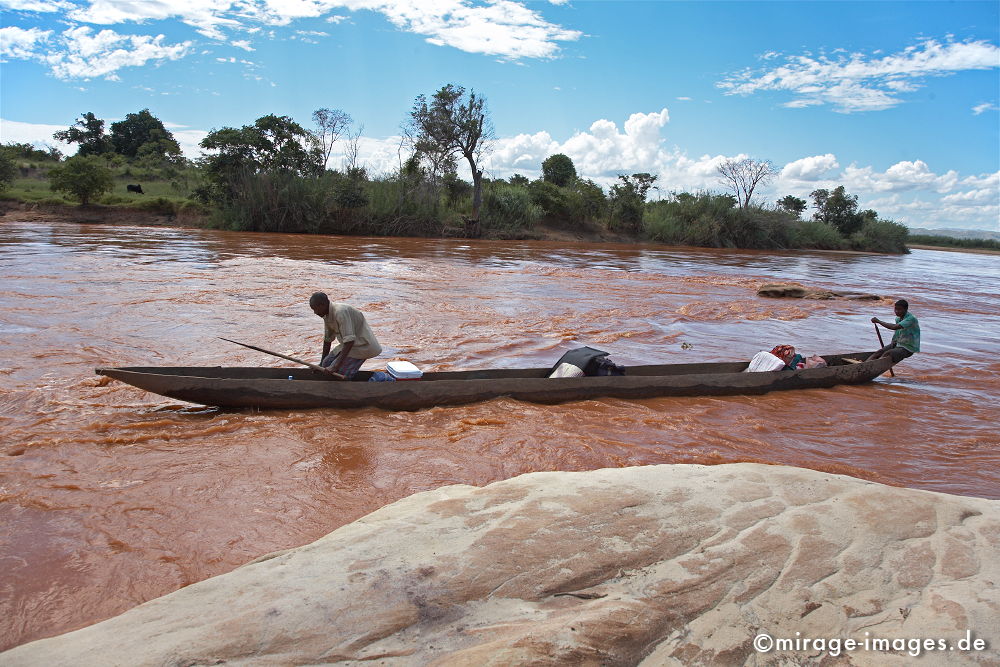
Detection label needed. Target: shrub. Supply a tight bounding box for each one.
[48,155,115,205]
[789,221,847,250]
[528,180,573,218]
[851,219,909,253]
[481,183,542,233]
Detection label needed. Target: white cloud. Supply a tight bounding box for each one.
[21,0,581,59]
[941,188,997,206]
[0,0,72,10]
[972,102,999,115]
[67,0,241,40]
[371,0,583,59]
[719,38,1000,112]
[842,160,958,194]
[39,26,193,80]
[0,25,52,59]
[231,39,254,51]
[780,153,839,181]
[0,118,73,152]
[961,171,1000,190]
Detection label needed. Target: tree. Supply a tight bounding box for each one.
[53,112,113,156]
[0,148,17,192]
[717,158,776,208]
[810,185,871,236]
[508,174,530,187]
[408,84,494,220]
[110,109,181,160]
[48,155,114,204]
[541,153,576,187]
[776,194,807,217]
[609,172,658,232]
[311,108,352,170]
[575,178,607,219]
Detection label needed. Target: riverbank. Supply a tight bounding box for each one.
[0,199,925,251]
[0,199,204,228]
[908,243,1000,255]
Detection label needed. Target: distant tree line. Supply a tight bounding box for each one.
[0,86,916,253]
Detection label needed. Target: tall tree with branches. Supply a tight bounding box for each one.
[408,84,494,220]
[717,158,776,208]
[311,108,352,170]
[53,112,113,156]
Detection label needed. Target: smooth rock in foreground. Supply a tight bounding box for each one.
[4,463,998,665]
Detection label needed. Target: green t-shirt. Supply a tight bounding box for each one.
[892,312,920,353]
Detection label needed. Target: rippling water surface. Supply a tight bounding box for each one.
[1,220,998,649]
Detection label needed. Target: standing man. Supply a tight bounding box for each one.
[309,292,382,379]
[868,299,920,363]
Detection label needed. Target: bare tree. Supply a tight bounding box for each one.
[408,84,494,220]
[311,108,352,170]
[717,158,776,208]
[342,122,364,172]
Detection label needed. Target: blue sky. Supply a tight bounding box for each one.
[2,0,998,231]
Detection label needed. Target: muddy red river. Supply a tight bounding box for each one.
[1,220,997,650]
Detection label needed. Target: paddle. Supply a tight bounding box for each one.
[219,337,345,380]
[873,323,896,378]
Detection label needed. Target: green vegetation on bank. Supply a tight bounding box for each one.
[1,90,931,254]
[907,234,1000,251]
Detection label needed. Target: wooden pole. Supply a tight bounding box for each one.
[219,338,344,379]
[874,324,896,378]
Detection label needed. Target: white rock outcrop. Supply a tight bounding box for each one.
[4,463,998,665]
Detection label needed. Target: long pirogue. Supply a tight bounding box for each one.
[95,352,894,411]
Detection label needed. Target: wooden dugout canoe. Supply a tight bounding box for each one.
[95,352,894,411]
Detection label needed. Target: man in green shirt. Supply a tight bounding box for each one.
[868,299,920,363]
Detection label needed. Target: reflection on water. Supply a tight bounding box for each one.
[0,219,998,650]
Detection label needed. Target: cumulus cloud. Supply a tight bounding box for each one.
[488,110,674,180]
[780,153,839,181]
[842,159,959,194]
[0,26,52,59]
[972,102,999,115]
[718,38,1000,112]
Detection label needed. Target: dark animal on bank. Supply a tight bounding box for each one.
[126,184,144,194]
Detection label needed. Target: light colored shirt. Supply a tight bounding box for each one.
[892,312,920,353]
[323,303,382,359]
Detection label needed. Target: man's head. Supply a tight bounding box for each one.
[310,291,330,317]
[894,299,909,318]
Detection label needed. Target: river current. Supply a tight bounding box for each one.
[1,220,997,649]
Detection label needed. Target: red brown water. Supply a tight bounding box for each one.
[1,220,998,650]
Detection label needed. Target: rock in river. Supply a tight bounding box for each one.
[3,463,998,665]
[758,282,882,300]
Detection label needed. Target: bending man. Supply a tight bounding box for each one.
[868,299,920,363]
[309,292,382,379]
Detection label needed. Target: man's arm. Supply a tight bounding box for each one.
[321,340,331,363]
[871,317,903,330]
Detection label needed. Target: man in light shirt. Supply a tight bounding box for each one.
[309,292,382,379]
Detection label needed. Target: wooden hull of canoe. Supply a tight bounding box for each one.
[95,353,894,411]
